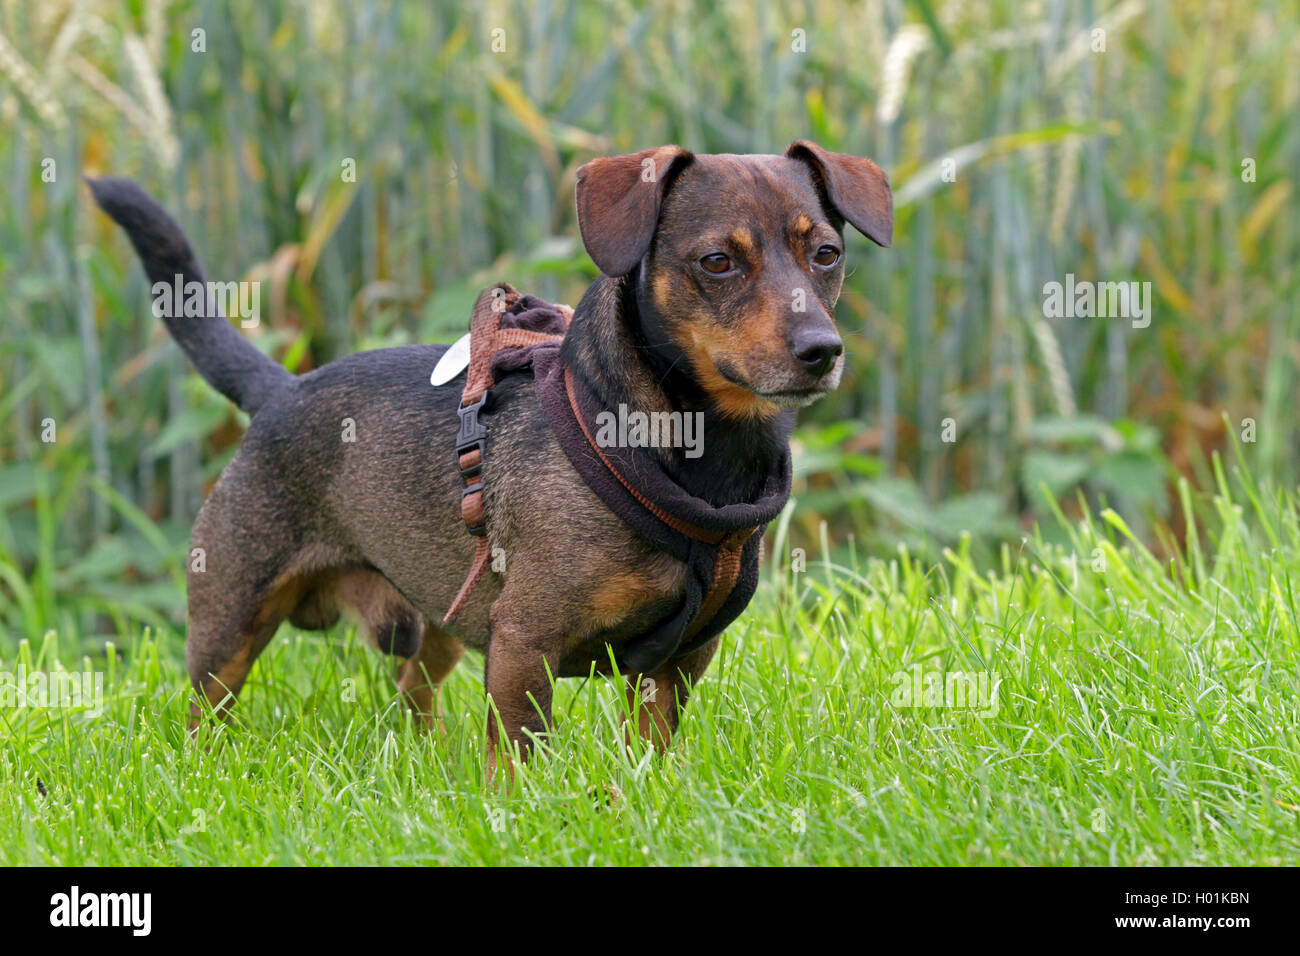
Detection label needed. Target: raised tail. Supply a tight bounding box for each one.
[86,176,292,416]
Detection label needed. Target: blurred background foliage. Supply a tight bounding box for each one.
[0,0,1297,642]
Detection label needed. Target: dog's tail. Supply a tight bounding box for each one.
[86,176,292,416]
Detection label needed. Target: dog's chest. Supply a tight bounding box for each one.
[581,546,687,632]
[560,544,690,674]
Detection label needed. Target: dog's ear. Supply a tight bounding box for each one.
[575,145,694,276]
[786,140,892,248]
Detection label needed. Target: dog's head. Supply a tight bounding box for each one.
[575,141,891,419]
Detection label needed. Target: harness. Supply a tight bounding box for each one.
[441,283,792,674]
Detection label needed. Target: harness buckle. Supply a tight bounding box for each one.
[456,391,490,478]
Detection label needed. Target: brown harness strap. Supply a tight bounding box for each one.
[682,528,755,643]
[443,285,759,650]
[443,285,568,623]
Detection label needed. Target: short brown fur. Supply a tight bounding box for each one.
[92,141,892,776]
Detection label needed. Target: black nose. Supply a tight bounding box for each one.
[791,327,843,376]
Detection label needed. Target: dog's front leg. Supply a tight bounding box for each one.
[483,612,563,781]
[624,637,720,752]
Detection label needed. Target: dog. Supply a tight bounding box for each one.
[87,140,892,774]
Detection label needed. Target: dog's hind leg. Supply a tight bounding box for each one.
[285,566,464,730]
[188,606,301,727]
[186,566,303,727]
[185,530,310,727]
[397,624,466,731]
[184,478,309,728]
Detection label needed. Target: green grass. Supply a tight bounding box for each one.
[3,466,1299,865]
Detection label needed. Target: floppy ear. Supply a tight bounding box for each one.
[575,145,694,276]
[786,140,893,248]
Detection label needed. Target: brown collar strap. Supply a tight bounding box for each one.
[562,367,733,547]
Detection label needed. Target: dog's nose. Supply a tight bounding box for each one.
[791,327,843,376]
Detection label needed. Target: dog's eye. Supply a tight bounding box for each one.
[813,245,841,267]
[699,253,732,275]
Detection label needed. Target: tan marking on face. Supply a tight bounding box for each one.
[729,227,755,255]
[794,214,813,235]
[653,271,672,310]
[668,316,783,422]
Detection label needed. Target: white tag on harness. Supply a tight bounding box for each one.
[430,332,472,386]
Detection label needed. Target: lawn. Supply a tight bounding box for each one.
[2,463,1298,866]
